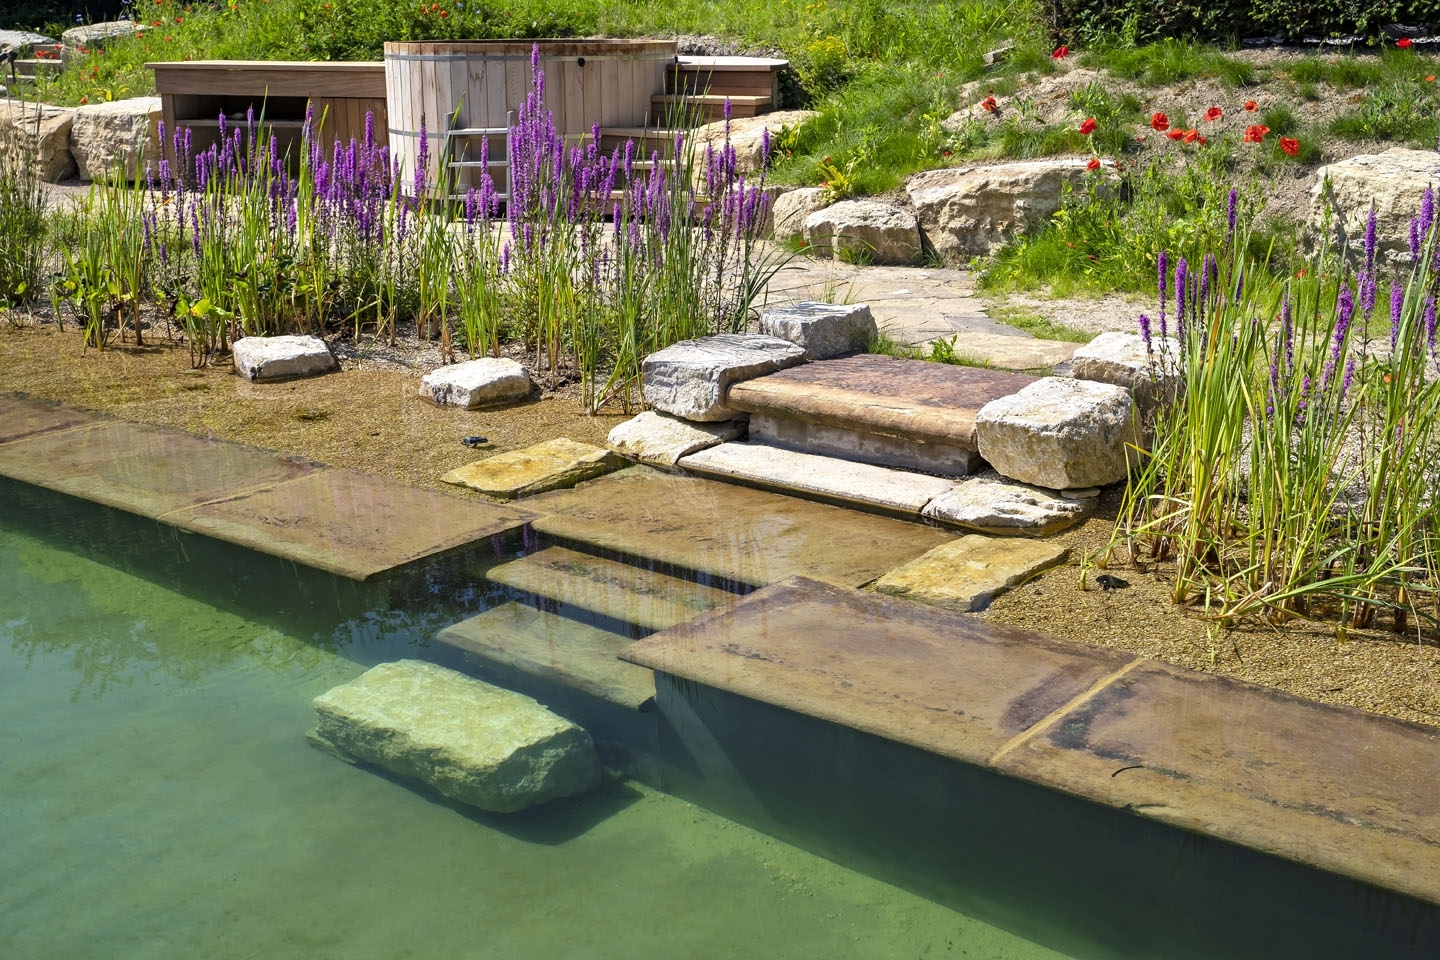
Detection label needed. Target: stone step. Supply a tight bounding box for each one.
[678,442,956,517]
[436,600,656,710]
[487,544,737,632]
[726,353,1037,478]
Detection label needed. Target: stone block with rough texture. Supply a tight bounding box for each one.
[772,187,831,244]
[803,200,922,265]
[907,159,1118,260]
[232,335,337,382]
[420,357,531,408]
[692,109,818,175]
[1070,331,1180,411]
[62,21,141,52]
[922,478,1094,536]
[1309,148,1439,265]
[606,411,746,466]
[310,660,601,813]
[976,377,1137,489]
[442,437,624,499]
[873,534,1069,612]
[642,334,806,422]
[759,301,876,360]
[71,96,162,182]
[0,101,74,182]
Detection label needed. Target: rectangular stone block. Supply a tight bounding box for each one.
[641,334,805,422]
[759,301,877,360]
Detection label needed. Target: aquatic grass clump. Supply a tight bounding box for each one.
[1115,189,1440,636]
[0,102,49,310]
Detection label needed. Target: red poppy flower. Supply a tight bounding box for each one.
[1183,128,1200,143]
[980,95,998,112]
[1086,156,1100,171]
[1397,38,1414,48]
[1244,100,1258,111]
[1150,112,1170,132]
[175,16,183,23]
[438,9,447,15]
[1052,45,1069,60]
[1279,137,1300,156]
[1079,117,1097,135]
[1204,106,1223,121]
[1165,129,1184,140]
[1243,124,1270,143]
[1197,135,1207,145]
[1429,75,1436,82]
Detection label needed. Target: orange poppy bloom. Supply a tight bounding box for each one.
[1204,106,1223,121]
[1150,112,1170,132]
[981,95,998,112]
[1086,156,1101,170]
[1183,128,1200,143]
[1165,129,1184,140]
[1279,137,1300,156]
[1244,100,1258,111]
[1243,124,1270,143]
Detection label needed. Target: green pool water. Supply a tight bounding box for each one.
[0,518,1067,960]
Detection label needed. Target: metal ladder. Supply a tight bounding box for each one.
[441,110,513,204]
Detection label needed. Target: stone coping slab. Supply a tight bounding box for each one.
[0,418,317,519]
[436,601,656,711]
[726,354,1037,449]
[872,535,1069,611]
[487,545,735,632]
[163,468,534,581]
[0,393,97,445]
[605,411,745,467]
[623,576,1440,907]
[677,441,957,515]
[929,330,1082,372]
[441,437,624,499]
[526,466,954,588]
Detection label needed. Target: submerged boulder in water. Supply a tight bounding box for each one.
[310,660,601,813]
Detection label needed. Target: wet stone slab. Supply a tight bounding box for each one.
[727,354,1037,449]
[526,466,954,588]
[441,437,625,499]
[872,534,1070,612]
[0,393,97,445]
[991,658,1440,907]
[164,468,533,580]
[0,419,317,518]
[622,575,1137,766]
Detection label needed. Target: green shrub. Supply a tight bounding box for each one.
[1050,0,1440,44]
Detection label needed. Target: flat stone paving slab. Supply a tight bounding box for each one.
[930,330,1082,372]
[605,411,746,467]
[526,466,954,588]
[993,659,1440,907]
[163,468,534,580]
[678,442,956,515]
[0,419,317,519]
[872,534,1069,611]
[437,600,656,710]
[727,354,1037,449]
[487,545,735,632]
[441,437,624,499]
[622,576,1137,766]
[0,393,97,445]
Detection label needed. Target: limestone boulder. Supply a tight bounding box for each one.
[803,200,922,265]
[692,109,819,176]
[873,534,1069,612]
[0,101,75,182]
[606,411,746,466]
[0,30,55,49]
[1070,331,1180,411]
[1309,149,1439,265]
[759,301,876,360]
[642,334,806,422]
[906,159,1118,260]
[232,335,337,382]
[441,437,624,499]
[772,187,831,245]
[310,660,601,813]
[420,357,531,408]
[923,479,1095,536]
[976,377,1137,489]
[71,96,162,182]
[61,21,140,53]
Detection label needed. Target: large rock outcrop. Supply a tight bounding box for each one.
[691,109,818,175]
[1308,149,1439,265]
[0,101,75,182]
[71,96,162,182]
[642,334,806,421]
[803,199,922,265]
[771,187,831,245]
[975,377,1137,489]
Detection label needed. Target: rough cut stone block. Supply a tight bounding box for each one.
[310,660,601,813]
[692,109,819,176]
[976,377,1137,490]
[1071,331,1179,411]
[420,357,530,408]
[759,301,877,360]
[62,21,141,52]
[922,478,1094,536]
[772,187,832,244]
[642,334,806,422]
[1309,148,1439,265]
[0,101,75,182]
[803,199,922,265]
[606,411,745,466]
[232,335,337,382]
[442,437,624,499]
[873,534,1069,612]
[71,96,162,182]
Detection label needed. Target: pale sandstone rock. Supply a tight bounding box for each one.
[442,437,624,499]
[642,334,805,422]
[310,660,601,813]
[923,478,1095,536]
[71,96,162,182]
[606,411,745,466]
[976,377,1137,489]
[61,21,141,53]
[692,109,819,175]
[1309,149,1440,265]
[0,101,74,182]
[771,187,831,245]
[873,534,1069,611]
[758,301,876,360]
[803,199,922,265]
[231,335,337,382]
[1070,331,1180,411]
[420,357,530,408]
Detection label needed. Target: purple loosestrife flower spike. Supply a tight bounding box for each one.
[1342,357,1357,401]
[1364,207,1378,271]
[1426,295,1438,357]
[1410,218,1422,258]
[1174,257,1188,340]
[1391,283,1404,354]
[1226,188,1238,239]
[1325,284,1354,388]
[1423,188,1435,242]
[1157,250,1168,339]
[1360,271,1377,320]
[761,127,772,169]
[1138,313,1152,355]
